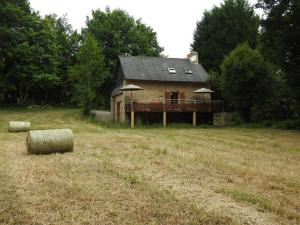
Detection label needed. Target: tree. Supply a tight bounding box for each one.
[191,0,259,72]
[84,8,163,107]
[85,8,163,71]
[0,0,35,104]
[220,43,273,122]
[0,0,80,105]
[43,14,80,104]
[257,0,300,115]
[70,33,108,114]
[30,14,61,104]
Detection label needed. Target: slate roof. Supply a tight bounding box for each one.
[118,55,208,83]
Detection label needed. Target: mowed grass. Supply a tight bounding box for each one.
[0,108,299,225]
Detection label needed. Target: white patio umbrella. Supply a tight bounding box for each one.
[121,84,143,100]
[194,88,214,102]
[193,88,214,93]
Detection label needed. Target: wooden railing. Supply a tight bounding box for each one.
[125,99,224,113]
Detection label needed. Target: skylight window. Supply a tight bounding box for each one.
[184,68,193,74]
[168,68,176,74]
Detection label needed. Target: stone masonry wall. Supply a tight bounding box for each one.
[112,93,125,122]
[123,80,210,102]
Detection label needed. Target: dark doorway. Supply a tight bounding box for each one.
[170,92,179,104]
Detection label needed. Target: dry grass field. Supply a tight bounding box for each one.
[0,108,299,225]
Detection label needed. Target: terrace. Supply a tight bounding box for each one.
[125,99,224,128]
[125,99,224,113]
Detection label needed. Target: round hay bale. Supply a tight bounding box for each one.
[27,129,74,154]
[8,121,31,132]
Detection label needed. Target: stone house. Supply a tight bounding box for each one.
[111,52,224,127]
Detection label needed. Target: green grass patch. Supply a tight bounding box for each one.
[218,187,300,221]
[127,173,139,185]
[97,119,128,129]
[217,188,273,212]
[155,148,168,156]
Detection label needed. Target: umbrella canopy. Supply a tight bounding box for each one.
[194,88,214,93]
[121,84,143,91]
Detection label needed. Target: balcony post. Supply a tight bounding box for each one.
[163,98,167,127]
[131,111,135,128]
[131,101,135,128]
[193,100,197,127]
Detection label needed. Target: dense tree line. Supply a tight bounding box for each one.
[0,0,79,105]
[192,0,299,126]
[0,1,162,108]
[258,0,300,118]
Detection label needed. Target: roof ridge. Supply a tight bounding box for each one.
[118,55,188,60]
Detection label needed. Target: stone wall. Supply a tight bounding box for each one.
[123,80,210,102]
[112,93,126,122]
[213,113,225,126]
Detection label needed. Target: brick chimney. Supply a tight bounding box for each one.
[187,51,199,64]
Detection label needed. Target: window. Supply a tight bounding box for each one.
[184,68,193,74]
[168,68,176,74]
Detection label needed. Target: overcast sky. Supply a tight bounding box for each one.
[29,0,261,58]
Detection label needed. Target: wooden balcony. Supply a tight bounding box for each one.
[125,99,224,113]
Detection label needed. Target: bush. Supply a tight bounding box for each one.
[223,112,244,126]
[220,43,274,122]
[272,119,300,130]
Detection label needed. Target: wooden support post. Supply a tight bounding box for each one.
[193,111,197,127]
[131,111,135,128]
[163,111,167,127]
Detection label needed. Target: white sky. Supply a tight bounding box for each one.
[29,0,261,58]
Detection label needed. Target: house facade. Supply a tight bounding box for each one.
[111,52,224,127]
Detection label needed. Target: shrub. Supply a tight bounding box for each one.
[220,43,274,122]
